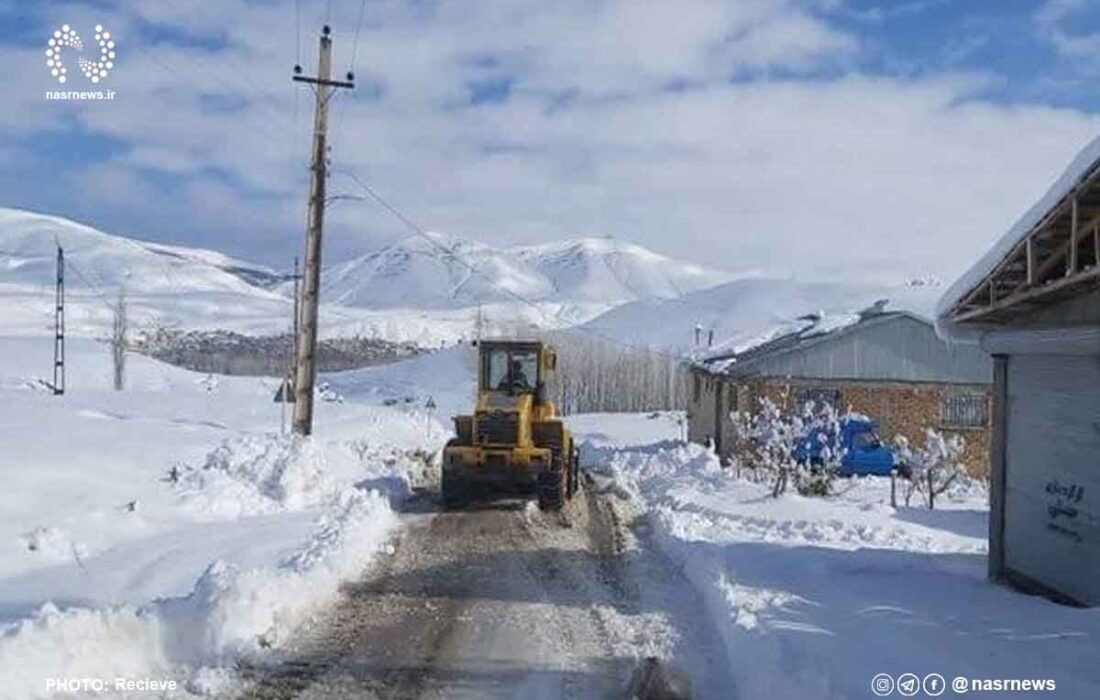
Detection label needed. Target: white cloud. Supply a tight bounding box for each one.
[1,0,1098,284]
[1034,0,1100,72]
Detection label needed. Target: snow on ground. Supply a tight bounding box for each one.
[569,412,1100,699]
[0,336,461,698]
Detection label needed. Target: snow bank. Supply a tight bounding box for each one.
[0,483,398,699]
[176,434,410,519]
[0,429,417,699]
[576,414,1100,700]
[157,488,396,667]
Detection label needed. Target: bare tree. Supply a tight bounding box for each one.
[542,333,689,415]
[893,429,965,510]
[111,288,128,390]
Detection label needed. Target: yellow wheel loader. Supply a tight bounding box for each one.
[442,340,579,510]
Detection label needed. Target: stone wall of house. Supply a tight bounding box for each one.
[733,377,991,477]
[687,370,740,463]
[687,370,718,447]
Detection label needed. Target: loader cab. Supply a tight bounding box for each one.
[477,341,555,399]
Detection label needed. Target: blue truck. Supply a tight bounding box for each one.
[793,416,903,477]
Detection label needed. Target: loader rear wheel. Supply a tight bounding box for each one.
[567,451,580,498]
[537,458,567,511]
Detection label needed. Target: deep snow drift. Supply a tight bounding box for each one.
[0,336,469,698]
[569,413,1100,699]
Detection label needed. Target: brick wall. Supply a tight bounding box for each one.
[731,377,991,477]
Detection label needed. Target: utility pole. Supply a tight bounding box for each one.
[53,244,65,396]
[291,26,354,436]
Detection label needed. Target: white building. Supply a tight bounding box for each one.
[937,136,1100,606]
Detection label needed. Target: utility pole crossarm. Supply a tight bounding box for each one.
[292,75,355,89]
[291,25,354,437]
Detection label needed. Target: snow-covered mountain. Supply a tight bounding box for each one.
[316,232,735,310]
[0,208,286,296]
[0,208,297,338]
[0,209,740,344]
[583,276,945,354]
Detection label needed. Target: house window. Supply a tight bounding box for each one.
[942,394,988,429]
[795,387,840,411]
[693,374,701,403]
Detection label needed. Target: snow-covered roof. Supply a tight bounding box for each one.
[697,304,992,384]
[936,134,1100,340]
[699,303,917,375]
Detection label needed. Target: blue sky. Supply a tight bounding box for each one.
[0,0,1098,281]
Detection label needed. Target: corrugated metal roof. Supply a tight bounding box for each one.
[698,309,992,384]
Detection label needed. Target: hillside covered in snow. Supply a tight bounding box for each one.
[583,276,946,354]
[312,232,735,310]
[0,209,738,346]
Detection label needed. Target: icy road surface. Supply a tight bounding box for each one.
[235,481,731,699]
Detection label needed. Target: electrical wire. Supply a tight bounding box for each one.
[295,0,302,67]
[349,0,368,74]
[153,0,297,132]
[64,258,118,312]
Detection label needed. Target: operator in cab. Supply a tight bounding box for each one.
[497,357,532,393]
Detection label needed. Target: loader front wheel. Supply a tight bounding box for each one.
[441,470,467,509]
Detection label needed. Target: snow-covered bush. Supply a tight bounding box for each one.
[732,396,842,498]
[893,429,965,510]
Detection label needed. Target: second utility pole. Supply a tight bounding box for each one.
[291,25,354,436]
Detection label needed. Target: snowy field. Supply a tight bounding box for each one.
[569,413,1100,699]
[3,331,1097,699]
[0,336,472,698]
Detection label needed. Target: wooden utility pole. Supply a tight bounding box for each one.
[291,26,354,436]
[53,244,65,395]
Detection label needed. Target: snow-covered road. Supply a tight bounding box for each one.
[233,482,729,699]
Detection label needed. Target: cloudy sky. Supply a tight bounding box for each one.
[1,0,1099,282]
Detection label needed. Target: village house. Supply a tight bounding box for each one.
[688,304,993,475]
[937,136,1100,606]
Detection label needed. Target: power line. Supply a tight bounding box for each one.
[157,0,297,125]
[295,0,302,66]
[64,259,118,313]
[349,0,368,74]
[129,41,292,148]
[334,170,691,363]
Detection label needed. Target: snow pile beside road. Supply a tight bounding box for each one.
[0,478,399,699]
[0,604,164,699]
[573,413,1100,700]
[177,434,412,519]
[158,487,397,667]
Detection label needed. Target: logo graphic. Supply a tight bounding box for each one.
[45,24,115,85]
[896,673,920,697]
[871,673,894,697]
[953,676,969,693]
[923,673,946,696]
